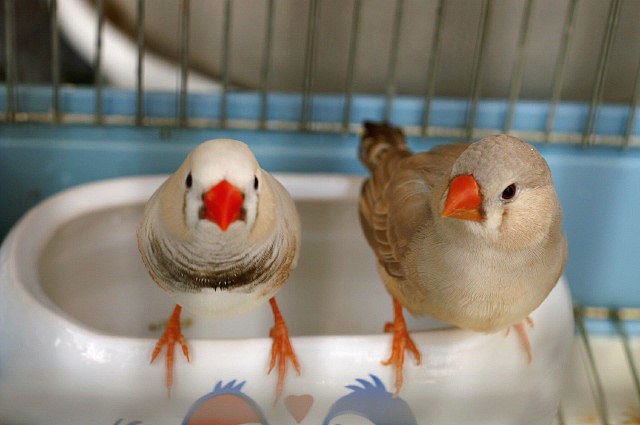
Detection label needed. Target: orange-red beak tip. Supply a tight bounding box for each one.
[203,180,244,231]
[442,174,483,222]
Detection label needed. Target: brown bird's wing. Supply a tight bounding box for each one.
[359,124,470,279]
[359,152,412,278]
[358,123,411,278]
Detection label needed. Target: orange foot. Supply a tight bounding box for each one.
[268,297,300,401]
[151,304,190,396]
[506,316,534,363]
[383,297,422,397]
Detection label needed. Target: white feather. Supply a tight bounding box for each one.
[137,138,301,318]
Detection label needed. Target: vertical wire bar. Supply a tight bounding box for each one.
[300,0,321,131]
[342,0,362,133]
[544,0,579,143]
[624,56,640,148]
[259,0,275,129]
[556,405,566,425]
[4,0,16,123]
[136,0,145,126]
[94,0,104,124]
[612,311,640,407]
[383,0,405,123]
[503,0,534,134]
[465,0,492,140]
[421,0,446,136]
[50,0,61,123]
[178,0,190,128]
[582,0,622,147]
[220,0,232,128]
[576,307,610,425]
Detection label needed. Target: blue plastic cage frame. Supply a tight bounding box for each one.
[2,87,640,313]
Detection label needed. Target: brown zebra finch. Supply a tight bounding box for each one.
[358,122,567,395]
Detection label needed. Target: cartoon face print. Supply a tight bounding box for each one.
[182,380,268,425]
[322,375,418,425]
[179,375,417,425]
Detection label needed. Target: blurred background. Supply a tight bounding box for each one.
[4,0,640,101]
[0,0,93,85]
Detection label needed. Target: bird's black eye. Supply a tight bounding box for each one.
[501,183,517,200]
[186,173,193,189]
[254,176,259,190]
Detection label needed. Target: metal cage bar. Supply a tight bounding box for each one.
[136,0,145,126]
[564,307,640,424]
[582,0,622,147]
[1,0,640,148]
[178,0,190,127]
[383,0,405,122]
[556,406,566,425]
[624,55,640,148]
[576,307,610,425]
[220,0,232,128]
[3,0,16,123]
[50,0,61,123]
[465,0,492,140]
[613,311,640,410]
[421,0,446,137]
[300,0,321,131]
[545,0,579,143]
[94,0,104,125]
[342,0,362,133]
[259,0,275,130]
[503,0,534,134]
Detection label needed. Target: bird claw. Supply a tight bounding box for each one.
[268,298,300,402]
[508,316,534,363]
[383,298,422,397]
[151,305,190,396]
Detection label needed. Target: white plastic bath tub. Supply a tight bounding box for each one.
[0,175,573,424]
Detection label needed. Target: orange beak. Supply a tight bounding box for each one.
[442,174,483,221]
[203,180,244,231]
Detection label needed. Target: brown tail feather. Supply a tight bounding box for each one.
[359,122,410,172]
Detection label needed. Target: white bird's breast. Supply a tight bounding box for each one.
[138,199,298,319]
[172,286,279,319]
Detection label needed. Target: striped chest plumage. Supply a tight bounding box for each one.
[143,219,293,295]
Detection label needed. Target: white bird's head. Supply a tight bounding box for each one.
[180,139,261,232]
[440,135,561,247]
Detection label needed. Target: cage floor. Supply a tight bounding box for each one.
[557,312,640,425]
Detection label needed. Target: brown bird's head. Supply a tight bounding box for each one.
[441,135,561,248]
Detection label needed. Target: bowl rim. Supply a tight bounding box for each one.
[1,174,571,347]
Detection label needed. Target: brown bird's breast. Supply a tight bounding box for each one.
[403,233,566,332]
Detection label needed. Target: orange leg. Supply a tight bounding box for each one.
[151,304,190,396]
[383,297,422,397]
[267,297,300,401]
[507,316,534,363]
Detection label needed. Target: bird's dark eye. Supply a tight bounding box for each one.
[186,173,193,189]
[501,183,517,200]
[254,176,259,190]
